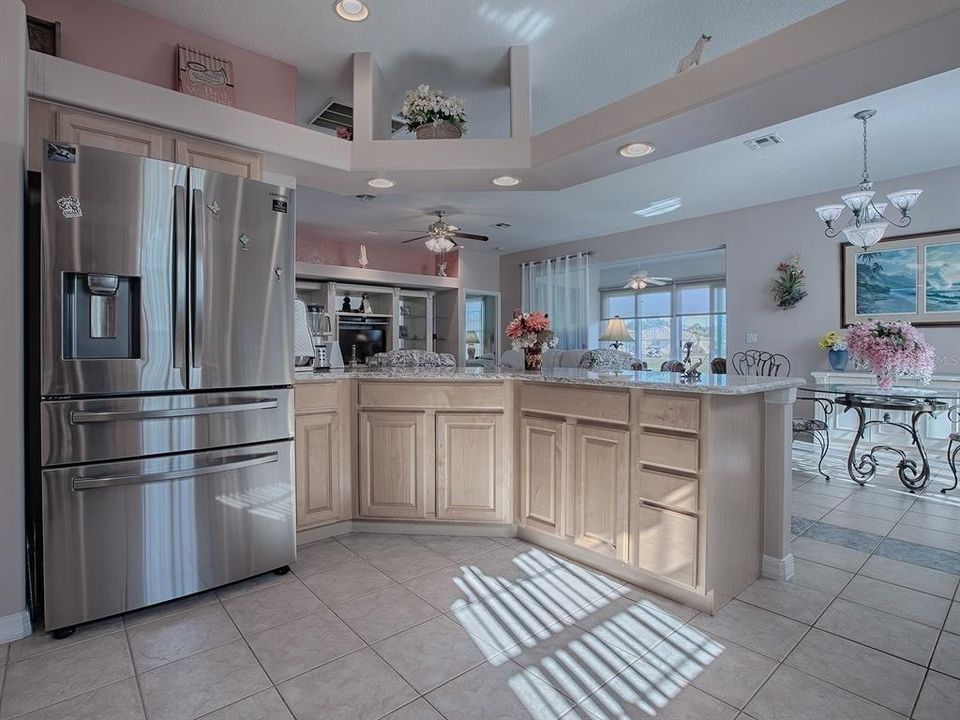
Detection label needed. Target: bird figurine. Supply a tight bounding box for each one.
[359,244,368,269]
[676,33,712,74]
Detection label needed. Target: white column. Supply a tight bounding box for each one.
[0,0,29,642]
[762,386,797,580]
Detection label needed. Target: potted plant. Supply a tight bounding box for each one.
[399,84,466,140]
[505,310,557,371]
[771,256,808,310]
[818,330,849,371]
[847,320,935,390]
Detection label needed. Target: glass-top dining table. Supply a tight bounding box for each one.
[804,383,960,493]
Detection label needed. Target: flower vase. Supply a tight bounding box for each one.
[415,121,462,140]
[524,347,542,371]
[827,349,849,371]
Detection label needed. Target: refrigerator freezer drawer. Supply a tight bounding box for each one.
[42,440,295,631]
[41,389,294,466]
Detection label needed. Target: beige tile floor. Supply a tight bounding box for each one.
[1,444,959,719]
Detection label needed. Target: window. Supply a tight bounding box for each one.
[599,279,726,367]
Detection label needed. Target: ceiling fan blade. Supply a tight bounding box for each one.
[648,279,668,285]
[401,235,430,243]
[452,232,489,241]
[398,229,427,233]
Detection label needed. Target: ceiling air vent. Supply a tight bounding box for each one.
[744,133,784,150]
[308,98,405,135]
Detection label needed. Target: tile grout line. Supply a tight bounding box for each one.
[119,624,151,720]
[909,560,960,719]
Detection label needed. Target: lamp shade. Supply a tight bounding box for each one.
[599,316,634,343]
[465,331,480,344]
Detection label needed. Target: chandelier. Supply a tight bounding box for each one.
[814,109,921,249]
[423,235,456,253]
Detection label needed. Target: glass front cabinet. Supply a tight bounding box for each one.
[394,289,434,352]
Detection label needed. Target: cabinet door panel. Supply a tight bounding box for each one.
[574,425,629,559]
[436,413,502,521]
[520,416,564,535]
[633,505,697,587]
[56,108,166,159]
[295,413,340,528]
[359,412,425,518]
[174,137,263,179]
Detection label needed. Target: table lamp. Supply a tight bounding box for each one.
[465,330,481,359]
[599,316,634,350]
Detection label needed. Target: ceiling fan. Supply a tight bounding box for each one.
[398,211,489,253]
[624,270,672,290]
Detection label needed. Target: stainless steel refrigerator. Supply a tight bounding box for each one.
[34,142,296,634]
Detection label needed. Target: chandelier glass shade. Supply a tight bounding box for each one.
[815,109,921,250]
[423,235,456,253]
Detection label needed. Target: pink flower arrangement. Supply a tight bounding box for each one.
[505,310,558,351]
[335,126,353,141]
[846,320,935,390]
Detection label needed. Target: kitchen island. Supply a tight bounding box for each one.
[293,367,801,612]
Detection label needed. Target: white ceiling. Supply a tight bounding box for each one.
[112,0,839,136]
[294,68,960,252]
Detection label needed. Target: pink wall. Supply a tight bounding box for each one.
[25,0,297,123]
[297,230,459,278]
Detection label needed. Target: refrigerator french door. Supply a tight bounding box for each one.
[36,143,296,632]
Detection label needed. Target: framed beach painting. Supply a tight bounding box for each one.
[842,230,960,326]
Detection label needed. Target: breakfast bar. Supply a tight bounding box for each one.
[293,367,801,612]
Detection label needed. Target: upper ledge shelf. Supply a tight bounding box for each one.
[296,262,460,290]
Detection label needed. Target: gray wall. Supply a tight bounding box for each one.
[0,0,28,641]
[501,165,960,383]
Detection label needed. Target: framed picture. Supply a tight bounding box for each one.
[27,15,60,56]
[177,46,236,108]
[842,229,960,326]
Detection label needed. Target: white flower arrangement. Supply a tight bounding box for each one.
[399,84,466,133]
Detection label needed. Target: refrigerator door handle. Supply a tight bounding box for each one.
[173,185,188,386]
[70,398,280,424]
[71,451,279,491]
[191,187,205,370]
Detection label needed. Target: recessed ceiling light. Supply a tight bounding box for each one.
[492,176,521,187]
[633,197,682,217]
[367,178,394,189]
[618,142,656,158]
[334,0,368,22]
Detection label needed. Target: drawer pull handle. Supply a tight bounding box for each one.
[71,452,278,491]
[71,399,279,424]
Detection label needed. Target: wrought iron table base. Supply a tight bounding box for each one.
[843,399,946,493]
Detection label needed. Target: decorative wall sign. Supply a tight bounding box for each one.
[842,229,960,326]
[177,46,236,107]
[27,15,60,56]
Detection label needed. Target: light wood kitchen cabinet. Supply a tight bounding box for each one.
[295,413,341,527]
[173,136,263,179]
[436,412,503,521]
[631,504,698,587]
[520,416,565,536]
[573,424,629,560]
[28,100,262,178]
[359,411,426,519]
[54,106,167,160]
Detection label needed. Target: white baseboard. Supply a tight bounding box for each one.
[762,553,796,581]
[0,608,32,643]
[296,519,518,546]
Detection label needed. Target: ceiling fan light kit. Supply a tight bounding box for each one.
[624,271,671,290]
[814,109,921,249]
[399,210,490,253]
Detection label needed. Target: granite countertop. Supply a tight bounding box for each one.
[294,366,803,396]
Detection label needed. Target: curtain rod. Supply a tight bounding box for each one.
[519,251,593,267]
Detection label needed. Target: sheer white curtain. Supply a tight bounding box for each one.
[521,253,591,349]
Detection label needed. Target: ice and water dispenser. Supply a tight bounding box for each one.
[62,272,140,359]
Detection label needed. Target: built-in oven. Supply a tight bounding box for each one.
[338,317,390,365]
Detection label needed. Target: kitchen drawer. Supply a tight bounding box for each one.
[635,392,699,432]
[638,430,699,473]
[636,467,698,512]
[295,382,341,414]
[633,504,698,587]
[359,382,504,410]
[521,383,629,424]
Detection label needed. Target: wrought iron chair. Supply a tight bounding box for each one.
[731,349,834,479]
[660,360,685,372]
[710,357,727,375]
[944,405,960,494]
